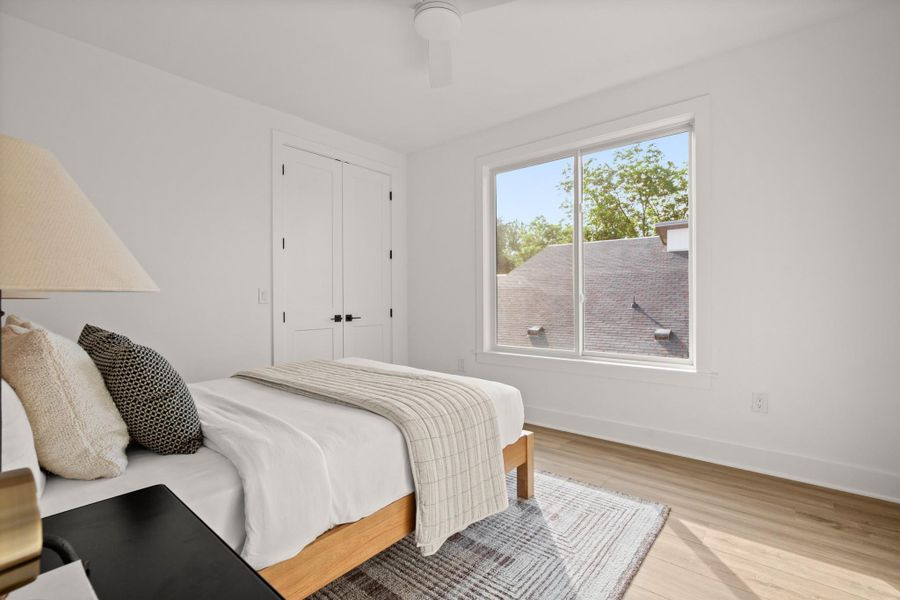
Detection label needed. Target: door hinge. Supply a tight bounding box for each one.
[389,250,392,259]
[282,312,286,323]
[390,308,393,318]
[282,164,285,175]
[389,191,393,201]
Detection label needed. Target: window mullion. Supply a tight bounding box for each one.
[573,150,584,358]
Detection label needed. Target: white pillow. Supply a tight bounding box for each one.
[1,379,46,496]
[1,315,129,479]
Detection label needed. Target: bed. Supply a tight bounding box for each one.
[38,358,532,599]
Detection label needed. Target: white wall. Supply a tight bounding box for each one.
[0,14,408,383]
[407,5,900,501]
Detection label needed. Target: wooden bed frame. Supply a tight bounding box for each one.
[260,430,534,599]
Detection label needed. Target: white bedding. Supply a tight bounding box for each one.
[40,446,246,550]
[39,358,525,570]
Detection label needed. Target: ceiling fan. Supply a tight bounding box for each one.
[411,0,513,88]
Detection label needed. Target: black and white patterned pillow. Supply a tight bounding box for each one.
[78,324,203,455]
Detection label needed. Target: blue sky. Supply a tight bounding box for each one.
[496,131,689,224]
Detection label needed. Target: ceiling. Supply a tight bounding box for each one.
[0,0,877,152]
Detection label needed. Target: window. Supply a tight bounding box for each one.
[489,125,693,367]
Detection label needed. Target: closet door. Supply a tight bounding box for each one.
[275,147,344,363]
[342,163,392,362]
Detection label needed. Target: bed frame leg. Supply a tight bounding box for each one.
[517,431,534,499]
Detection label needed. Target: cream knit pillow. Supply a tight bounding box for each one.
[1,316,128,479]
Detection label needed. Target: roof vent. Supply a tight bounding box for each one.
[526,326,545,336]
[654,328,672,340]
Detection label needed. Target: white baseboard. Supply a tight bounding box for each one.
[525,406,900,504]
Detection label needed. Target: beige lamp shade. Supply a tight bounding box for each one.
[0,135,158,294]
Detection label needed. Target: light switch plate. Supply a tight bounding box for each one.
[258,288,270,304]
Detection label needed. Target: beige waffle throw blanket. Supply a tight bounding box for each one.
[234,360,509,555]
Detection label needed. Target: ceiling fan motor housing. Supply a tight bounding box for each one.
[414,0,462,41]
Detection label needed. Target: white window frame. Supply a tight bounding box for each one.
[475,98,712,387]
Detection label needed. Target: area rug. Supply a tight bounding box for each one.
[311,471,669,600]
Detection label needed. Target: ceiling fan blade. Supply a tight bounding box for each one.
[428,40,453,88]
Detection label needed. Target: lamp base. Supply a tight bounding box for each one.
[0,469,42,596]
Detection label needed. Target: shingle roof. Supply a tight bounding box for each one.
[496,236,689,358]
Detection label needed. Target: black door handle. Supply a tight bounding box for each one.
[345,314,362,322]
[330,314,343,322]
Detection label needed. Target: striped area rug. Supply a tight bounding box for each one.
[311,471,669,600]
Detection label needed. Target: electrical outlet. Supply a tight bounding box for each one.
[751,392,769,414]
[258,288,270,304]
[456,358,466,373]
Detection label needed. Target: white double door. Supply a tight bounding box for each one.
[275,146,392,364]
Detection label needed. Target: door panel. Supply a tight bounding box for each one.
[289,329,337,363]
[344,325,384,361]
[342,163,392,362]
[275,147,343,363]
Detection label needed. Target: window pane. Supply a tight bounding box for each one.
[581,131,690,359]
[495,156,574,350]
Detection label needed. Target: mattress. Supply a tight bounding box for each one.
[39,358,525,558]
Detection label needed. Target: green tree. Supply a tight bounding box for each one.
[561,143,688,240]
[496,217,524,274]
[496,216,571,274]
[519,215,572,264]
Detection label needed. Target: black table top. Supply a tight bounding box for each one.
[40,484,284,600]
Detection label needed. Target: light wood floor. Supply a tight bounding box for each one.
[528,424,900,600]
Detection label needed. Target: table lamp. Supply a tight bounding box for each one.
[0,134,158,595]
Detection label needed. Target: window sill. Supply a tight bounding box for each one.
[475,350,713,389]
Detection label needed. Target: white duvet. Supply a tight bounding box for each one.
[190,358,525,570]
